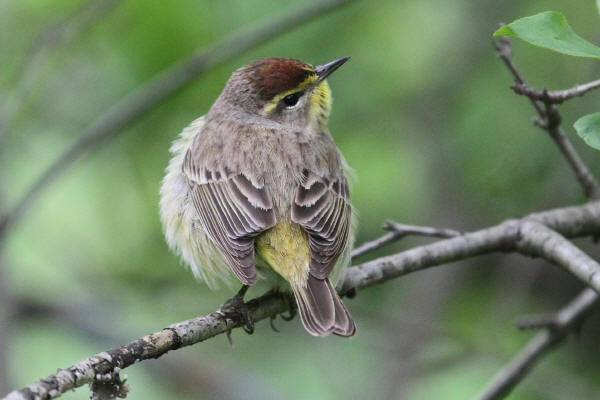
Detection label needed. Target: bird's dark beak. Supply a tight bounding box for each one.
[315,56,350,83]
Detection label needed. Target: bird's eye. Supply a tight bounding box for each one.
[281,92,302,108]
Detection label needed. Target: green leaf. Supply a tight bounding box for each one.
[493,11,600,59]
[574,113,600,150]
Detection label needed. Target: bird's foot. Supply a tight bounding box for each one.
[218,285,254,335]
[265,291,295,331]
[280,307,296,321]
[280,293,297,321]
[269,315,280,332]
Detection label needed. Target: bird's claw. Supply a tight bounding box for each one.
[218,285,254,335]
[242,315,255,334]
[280,308,296,321]
[280,294,297,321]
[269,315,280,332]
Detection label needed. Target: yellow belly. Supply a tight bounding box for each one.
[256,222,310,289]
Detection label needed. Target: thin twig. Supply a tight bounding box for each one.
[493,36,544,115]
[511,79,600,104]
[494,36,600,200]
[475,288,598,400]
[350,221,461,259]
[4,201,600,400]
[384,220,462,239]
[351,231,403,259]
[0,0,359,241]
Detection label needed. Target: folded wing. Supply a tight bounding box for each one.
[291,169,352,280]
[183,151,276,285]
[291,169,355,337]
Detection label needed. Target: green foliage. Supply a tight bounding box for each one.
[575,112,600,150]
[494,11,600,59]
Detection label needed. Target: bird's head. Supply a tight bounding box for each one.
[215,57,350,130]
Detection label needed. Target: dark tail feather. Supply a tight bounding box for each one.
[293,275,356,337]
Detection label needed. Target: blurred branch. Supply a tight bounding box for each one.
[475,289,598,400]
[0,0,123,144]
[494,36,600,200]
[516,313,564,331]
[0,1,122,392]
[511,79,600,104]
[4,201,600,400]
[17,0,122,83]
[0,0,359,241]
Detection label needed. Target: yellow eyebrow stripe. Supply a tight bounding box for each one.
[264,74,318,114]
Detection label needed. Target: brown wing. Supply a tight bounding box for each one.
[183,151,276,285]
[291,170,351,280]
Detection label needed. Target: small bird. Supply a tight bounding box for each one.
[160,57,356,336]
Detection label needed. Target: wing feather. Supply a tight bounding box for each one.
[184,151,276,285]
[292,170,352,280]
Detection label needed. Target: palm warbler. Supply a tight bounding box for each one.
[160,57,356,336]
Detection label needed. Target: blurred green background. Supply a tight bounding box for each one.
[2,0,600,399]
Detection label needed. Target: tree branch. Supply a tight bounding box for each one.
[479,34,600,400]
[516,221,600,290]
[4,201,600,400]
[493,36,544,115]
[3,292,291,400]
[342,201,600,295]
[0,0,358,241]
[475,288,598,400]
[494,36,600,200]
